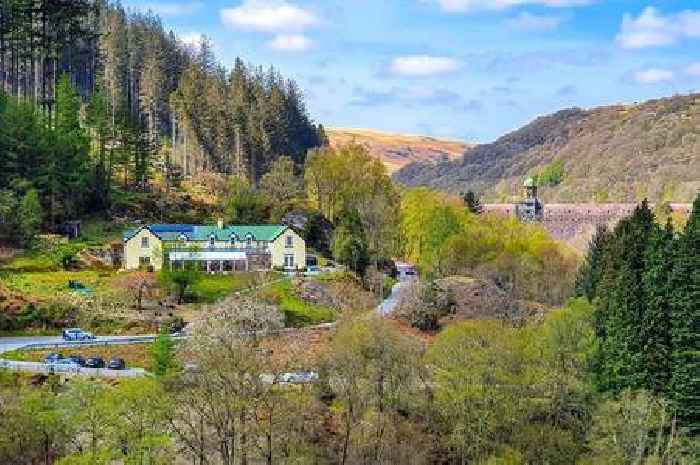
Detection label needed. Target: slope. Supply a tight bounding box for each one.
[327,128,470,174]
[394,94,700,203]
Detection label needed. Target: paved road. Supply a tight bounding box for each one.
[0,335,156,355]
[377,275,414,316]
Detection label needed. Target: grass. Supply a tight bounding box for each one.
[2,270,118,299]
[1,252,57,273]
[79,219,125,245]
[190,272,262,303]
[259,279,336,327]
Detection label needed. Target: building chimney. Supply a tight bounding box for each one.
[217,218,224,229]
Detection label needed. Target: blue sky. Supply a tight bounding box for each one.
[122,0,700,142]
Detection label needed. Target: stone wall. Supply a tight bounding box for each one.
[484,202,692,251]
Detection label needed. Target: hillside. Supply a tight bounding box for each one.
[327,128,470,174]
[394,94,700,203]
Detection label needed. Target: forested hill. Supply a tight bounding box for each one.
[0,1,325,234]
[394,94,700,203]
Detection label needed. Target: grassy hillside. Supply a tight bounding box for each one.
[327,127,470,174]
[394,94,700,203]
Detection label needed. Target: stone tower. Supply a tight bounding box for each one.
[517,177,544,222]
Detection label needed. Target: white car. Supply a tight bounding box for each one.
[62,328,96,341]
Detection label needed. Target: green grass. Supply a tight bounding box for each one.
[190,272,261,303]
[1,252,57,273]
[2,270,117,298]
[78,219,125,246]
[260,280,335,327]
[1,350,30,361]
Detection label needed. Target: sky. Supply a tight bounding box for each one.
[121,0,700,143]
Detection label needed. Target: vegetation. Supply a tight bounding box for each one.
[401,188,578,305]
[396,95,700,202]
[259,279,336,327]
[580,195,700,428]
[189,272,261,303]
[0,1,324,243]
[2,295,695,465]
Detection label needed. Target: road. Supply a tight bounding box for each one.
[0,335,158,355]
[377,274,414,316]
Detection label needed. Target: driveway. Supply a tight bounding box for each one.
[377,275,414,316]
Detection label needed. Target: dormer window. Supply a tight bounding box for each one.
[209,234,216,249]
[246,233,254,248]
[230,233,237,246]
[179,234,187,242]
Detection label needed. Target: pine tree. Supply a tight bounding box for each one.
[576,224,610,301]
[19,188,43,247]
[640,219,674,394]
[594,200,655,392]
[462,190,483,214]
[669,194,699,428]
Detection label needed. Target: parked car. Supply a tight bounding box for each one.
[51,358,79,368]
[85,357,105,369]
[67,355,86,367]
[44,353,64,363]
[62,328,96,341]
[107,357,126,370]
[277,371,319,384]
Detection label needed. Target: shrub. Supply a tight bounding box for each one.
[396,279,454,331]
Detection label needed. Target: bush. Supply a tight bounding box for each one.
[49,243,83,270]
[396,280,454,331]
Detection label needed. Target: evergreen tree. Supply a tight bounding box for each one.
[576,225,611,301]
[150,331,176,377]
[462,190,483,214]
[669,194,700,428]
[19,188,43,247]
[640,219,674,394]
[593,200,655,392]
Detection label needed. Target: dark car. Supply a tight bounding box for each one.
[85,357,105,369]
[67,355,86,367]
[44,353,63,363]
[107,357,126,370]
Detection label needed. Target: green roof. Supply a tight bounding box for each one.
[124,224,288,242]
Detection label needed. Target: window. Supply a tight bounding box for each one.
[284,255,295,268]
[209,235,216,249]
[139,256,151,267]
[230,234,237,247]
[141,237,149,248]
[246,234,253,248]
[285,236,293,248]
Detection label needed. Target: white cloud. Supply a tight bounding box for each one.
[133,1,204,16]
[269,34,313,51]
[428,0,592,13]
[686,62,700,77]
[633,68,675,84]
[220,0,318,32]
[616,7,700,49]
[505,12,564,31]
[389,55,461,77]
